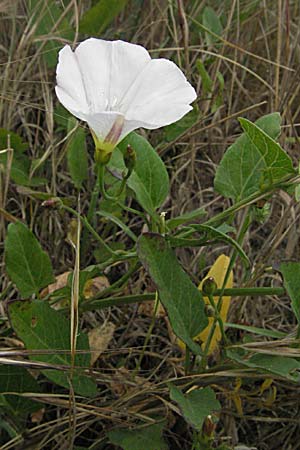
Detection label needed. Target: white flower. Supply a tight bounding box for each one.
[55,38,196,162]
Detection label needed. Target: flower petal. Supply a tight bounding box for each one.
[120,104,193,136]
[116,110,191,142]
[55,39,197,145]
[82,111,125,143]
[110,40,151,109]
[73,38,150,113]
[120,58,197,127]
[55,45,89,118]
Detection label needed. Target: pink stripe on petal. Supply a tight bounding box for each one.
[104,115,125,146]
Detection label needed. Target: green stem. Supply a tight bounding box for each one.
[94,251,137,270]
[81,168,100,260]
[91,260,140,299]
[213,209,251,351]
[80,293,155,312]
[87,169,100,225]
[184,346,191,375]
[116,201,149,224]
[98,163,128,202]
[201,318,218,369]
[207,293,227,344]
[133,291,160,377]
[218,210,253,337]
[202,174,298,228]
[215,287,284,296]
[61,204,116,258]
[79,287,285,312]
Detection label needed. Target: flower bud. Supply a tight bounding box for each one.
[41,197,62,209]
[202,276,217,295]
[202,415,217,438]
[204,304,215,317]
[124,144,136,173]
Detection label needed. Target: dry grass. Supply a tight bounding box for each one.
[1,0,300,449]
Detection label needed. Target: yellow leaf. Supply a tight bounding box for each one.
[263,385,277,408]
[260,378,273,395]
[196,254,233,354]
[232,392,243,415]
[177,254,233,354]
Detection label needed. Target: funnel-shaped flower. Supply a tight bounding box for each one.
[55,38,196,162]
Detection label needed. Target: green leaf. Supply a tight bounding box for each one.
[97,210,137,242]
[66,119,88,189]
[164,107,199,142]
[166,207,206,230]
[0,418,18,440]
[101,165,126,217]
[94,241,125,263]
[280,262,300,323]
[9,157,46,187]
[115,132,169,214]
[9,300,97,396]
[0,130,46,187]
[108,422,168,450]
[5,222,54,298]
[239,117,294,186]
[27,0,74,67]
[202,7,223,45]
[214,113,293,201]
[13,186,57,201]
[225,322,286,339]
[168,222,247,265]
[80,0,128,35]
[0,365,41,418]
[247,354,300,381]
[211,71,224,113]
[54,104,71,129]
[137,233,208,354]
[0,129,28,152]
[196,59,213,94]
[191,224,250,267]
[227,350,300,381]
[6,156,29,185]
[169,385,221,431]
